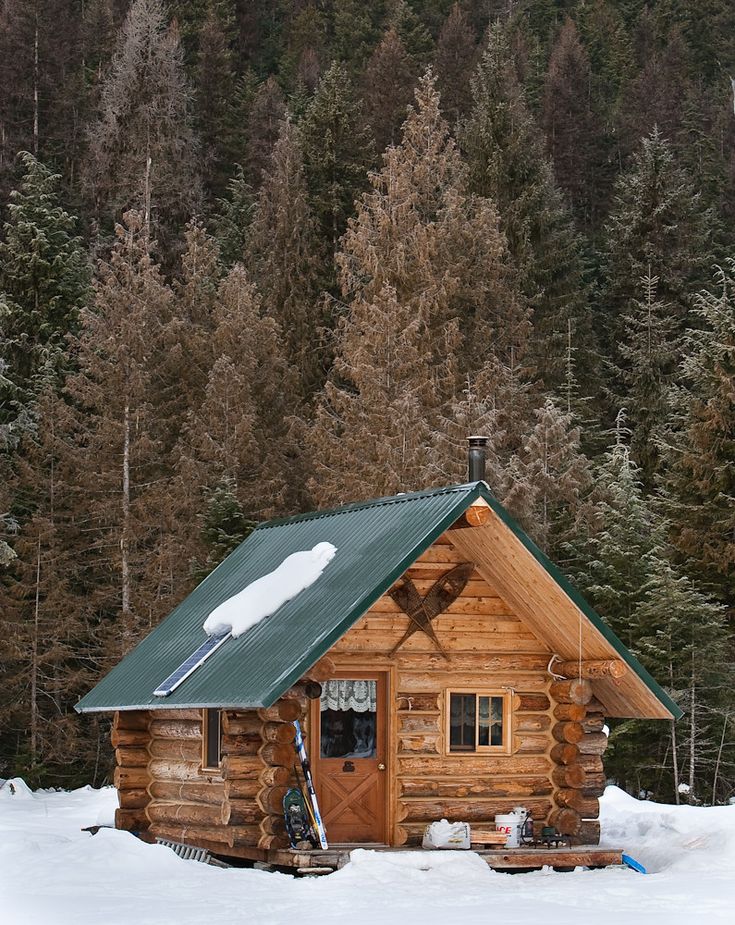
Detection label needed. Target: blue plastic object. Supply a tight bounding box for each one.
[622,853,647,874]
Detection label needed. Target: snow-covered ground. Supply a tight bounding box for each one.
[1,780,733,925]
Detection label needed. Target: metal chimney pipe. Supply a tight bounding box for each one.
[467,436,489,482]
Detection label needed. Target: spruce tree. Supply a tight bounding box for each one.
[461,23,596,395]
[84,0,200,251]
[244,76,286,186]
[361,27,418,154]
[0,153,90,435]
[662,261,735,608]
[246,119,327,399]
[299,62,374,251]
[433,2,477,125]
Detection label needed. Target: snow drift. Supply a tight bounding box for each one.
[203,542,337,638]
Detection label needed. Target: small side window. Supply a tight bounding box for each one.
[202,708,222,770]
[446,691,509,754]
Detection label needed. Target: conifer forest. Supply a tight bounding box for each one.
[0,0,733,807]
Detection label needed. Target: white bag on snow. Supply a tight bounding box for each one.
[422,818,471,850]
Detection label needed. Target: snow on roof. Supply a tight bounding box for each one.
[203,542,337,638]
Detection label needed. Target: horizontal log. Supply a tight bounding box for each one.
[115,711,149,732]
[548,806,581,835]
[148,781,226,805]
[397,693,440,711]
[263,723,296,745]
[399,797,553,823]
[549,679,593,705]
[577,820,601,845]
[396,661,550,682]
[118,788,150,809]
[260,766,292,788]
[222,756,266,779]
[551,765,586,789]
[115,746,149,768]
[149,719,202,740]
[111,727,149,748]
[222,712,261,736]
[258,833,291,850]
[513,693,551,712]
[257,786,290,815]
[148,759,202,782]
[230,824,266,847]
[220,734,262,757]
[259,743,295,768]
[552,703,586,722]
[149,709,203,721]
[582,714,606,734]
[260,814,288,836]
[334,630,542,655]
[582,772,607,797]
[115,807,149,831]
[304,655,335,682]
[147,800,229,827]
[553,788,589,811]
[114,766,149,790]
[585,698,607,715]
[397,755,551,777]
[514,714,551,733]
[512,734,547,755]
[552,721,584,744]
[257,699,303,722]
[221,779,260,800]
[151,823,233,849]
[368,596,514,616]
[577,732,608,756]
[577,753,604,772]
[399,776,553,799]
[549,743,580,766]
[148,738,201,761]
[578,796,600,818]
[555,659,627,681]
[397,734,441,754]
[399,714,440,735]
[227,799,264,825]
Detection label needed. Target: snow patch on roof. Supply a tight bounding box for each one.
[203,542,337,638]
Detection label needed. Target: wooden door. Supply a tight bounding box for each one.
[312,672,388,844]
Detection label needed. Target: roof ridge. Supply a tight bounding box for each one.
[256,481,483,531]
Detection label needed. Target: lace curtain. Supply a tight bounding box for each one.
[320,679,377,713]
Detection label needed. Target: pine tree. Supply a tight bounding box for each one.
[542,17,601,228]
[298,62,374,252]
[662,261,735,608]
[0,153,91,435]
[614,272,680,490]
[84,0,200,251]
[461,23,596,395]
[599,128,714,356]
[246,119,327,398]
[433,2,477,125]
[361,27,418,154]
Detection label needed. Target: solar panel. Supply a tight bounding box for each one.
[153,632,231,697]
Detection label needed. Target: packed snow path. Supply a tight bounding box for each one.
[1,781,733,924]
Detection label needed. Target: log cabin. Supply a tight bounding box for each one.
[76,439,681,869]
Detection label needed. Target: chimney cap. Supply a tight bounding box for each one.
[468,435,489,445]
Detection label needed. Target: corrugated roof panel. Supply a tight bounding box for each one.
[76,483,480,712]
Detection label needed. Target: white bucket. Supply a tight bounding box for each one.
[495,813,521,848]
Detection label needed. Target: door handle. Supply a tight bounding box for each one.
[378,763,386,771]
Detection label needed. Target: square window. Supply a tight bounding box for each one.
[447,691,509,753]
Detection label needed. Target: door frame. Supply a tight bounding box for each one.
[310,667,394,845]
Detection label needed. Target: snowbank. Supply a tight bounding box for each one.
[1,782,734,925]
[203,542,337,638]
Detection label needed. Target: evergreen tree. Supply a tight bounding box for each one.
[299,62,374,251]
[361,27,418,154]
[433,2,477,125]
[246,119,327,399]
[244,76,286,185]
[542,17,601,228]
[84,0,200,251]
[663,261,735,608]
[213,166,256,265]
[332,0,384,71]
[461,23,596,394]
[195,476,257,577]
[0,153,90,435]
[599,128,714,356]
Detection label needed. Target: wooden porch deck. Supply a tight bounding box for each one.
[264,844,623,873]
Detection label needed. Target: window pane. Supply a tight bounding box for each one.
[320,680,377,758]
[449,693,476,751]
[490,696,504,746]
[204,709,221,768]
[478,695,490,746]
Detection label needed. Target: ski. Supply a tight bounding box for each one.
[292,719,328,849]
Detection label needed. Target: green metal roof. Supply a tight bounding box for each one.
[75,481,681,719]
[76,483,482,712]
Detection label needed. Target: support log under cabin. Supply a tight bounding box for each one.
[76,460,681,871]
